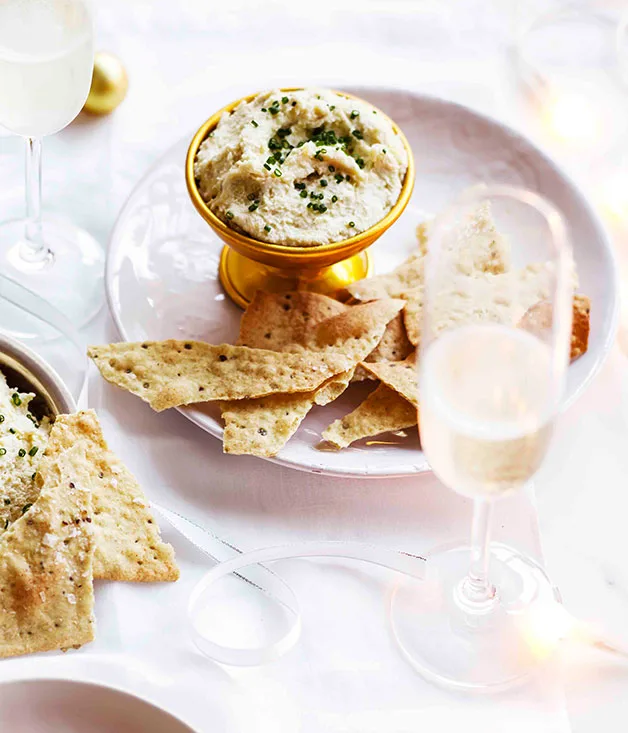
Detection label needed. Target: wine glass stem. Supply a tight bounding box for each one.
[22,136,49,264]
[461,499,496,606]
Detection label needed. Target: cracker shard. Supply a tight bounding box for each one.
[44,410,179,583]
[360,353,419,407]
[519,294,591,362]
[88,340,351,411]
[0,445,95,659]
[221,297,405,457]
[322,384,417,450]
[347,202,509,303]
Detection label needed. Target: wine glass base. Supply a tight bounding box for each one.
[0,217,104,339]
[390,542,559,693]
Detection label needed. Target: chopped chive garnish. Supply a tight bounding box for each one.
[9,428,15,435]
[297,141,305,147]
[330,105,335,110]
[11,394,21,407]
[266,156,276,164]
[31,473,36,479]
[277,127,291,137]
[350,110,359,119]
[351,129,363,140]
[251,120,259,128]
[264,163,271,171]
[328,165,335,172]
[334,173,343,183]
[273,169,282,177]
[3,520,7,530]
[320,179,328,187]
[3,498,9,504]
[355,157,365,169]
[226,211,234,220]
[331,195,338,203]
[28,446,38,457]
[0,449,5,457]
[261,107,267,112]
[294,182,306,190]
[307,202,313,209]
[21,503,32,514]
[264,225,272,232]
[18,448,25,457]
[269,107,279,115]
[0,415,4,423]
[248,203,259,212]
[319,204,327,212]
[282,96,289,104]
[291,101,296,106]
[348,221,355,227]
[299,190,308,198]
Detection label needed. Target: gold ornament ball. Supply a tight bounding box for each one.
[84,52,128,115]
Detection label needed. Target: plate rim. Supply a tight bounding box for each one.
[105,86,619,479]
[0,676,197,732]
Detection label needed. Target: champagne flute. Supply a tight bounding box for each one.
[391,185,573,691]
[0,0,103,337]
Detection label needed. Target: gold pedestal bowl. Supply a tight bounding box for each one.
[185,89,415,309]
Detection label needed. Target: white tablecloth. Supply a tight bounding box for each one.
[1,1,627,731]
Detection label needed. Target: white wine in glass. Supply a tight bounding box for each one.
[391,184,573,691]
[0,0,103,337]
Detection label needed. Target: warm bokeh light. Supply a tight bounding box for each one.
[596,170,628,224]
[543,93,602,145]
[519,601,578,659]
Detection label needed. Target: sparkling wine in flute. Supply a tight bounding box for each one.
[0,0,103,337]
[420,323,555,499]
[0,0,93,137]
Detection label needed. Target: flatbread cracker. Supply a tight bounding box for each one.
[365,311,413,363]
[238,291,349,351]
[402,263,554,348]
[360,353,419,408]
[322,384,417,450]
[519,294,590,362]
[0,445,95,658]
[221,391,317,457]
[221,299,405,456]
[88,341,351,411]
[401,286,423,347]
[347,203,509,303]
[43,411,179,583]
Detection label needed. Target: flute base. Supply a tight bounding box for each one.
[0,217,104,339]
[390,542,559,693]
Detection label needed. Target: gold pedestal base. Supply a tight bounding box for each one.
[219,246,373,309]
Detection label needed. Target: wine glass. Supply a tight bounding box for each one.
[391,184,574,691]
[0,0,103,337]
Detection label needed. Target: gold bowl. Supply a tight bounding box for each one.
[185,88,415,308]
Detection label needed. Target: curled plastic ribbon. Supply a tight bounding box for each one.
[188,542,427,666]
[154,503,427,666]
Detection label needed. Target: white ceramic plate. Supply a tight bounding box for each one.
[106,87,618,478]
[0,679,195,732]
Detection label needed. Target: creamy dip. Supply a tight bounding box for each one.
[0,372,50,533]
[194,88,409,246]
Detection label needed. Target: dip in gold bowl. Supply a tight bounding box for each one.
[185,88,415,308]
